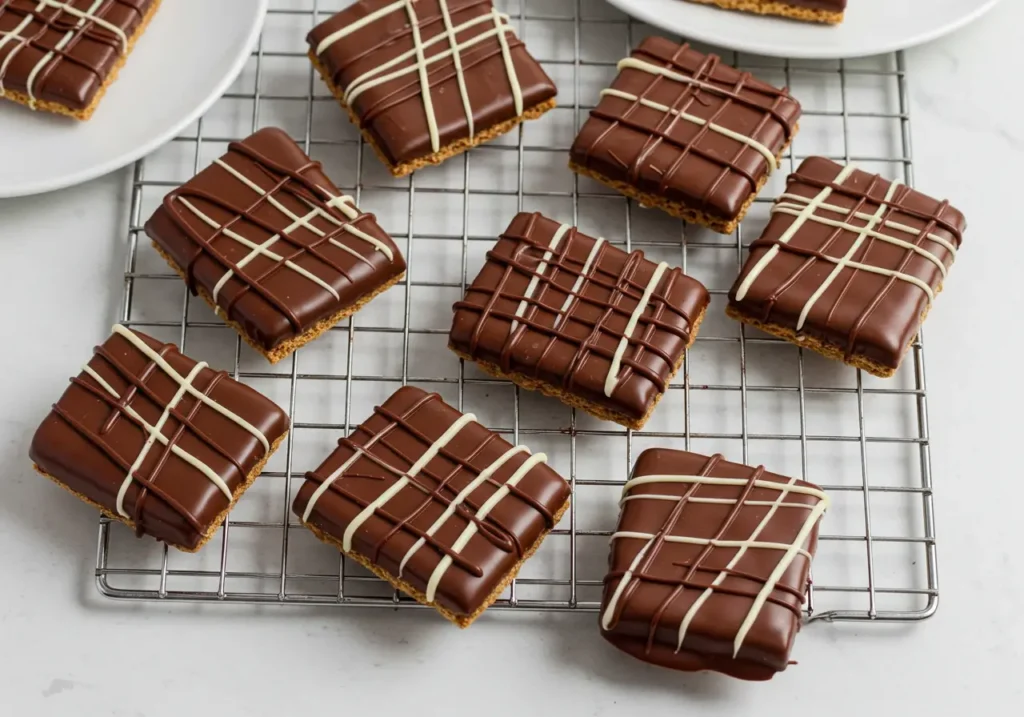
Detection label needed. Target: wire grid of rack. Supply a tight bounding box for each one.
[95,0,939,625]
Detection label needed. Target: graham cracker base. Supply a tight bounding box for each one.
[569,131,796,235]
[687,0,844,24]
[0,0,162,120]
[152,241,405,364]
[32,431,287,553]
[725,303,930,379]
[309,51,557,178]
[450,305,707,430]
[301,496,571,628]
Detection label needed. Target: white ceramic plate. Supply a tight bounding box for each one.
[604,0,1003,59]
[0,0,268,198]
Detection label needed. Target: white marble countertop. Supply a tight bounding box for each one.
[1,2,1022,714]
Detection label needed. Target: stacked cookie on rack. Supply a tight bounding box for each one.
[28,0,963,683]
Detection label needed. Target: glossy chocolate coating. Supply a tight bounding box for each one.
[728,157,966,370]
[570,36,801,222]
[601,449,826,681]
[29,328,289,551]
[293,385,570,618]
[449,212,709,423]
[144,127,406,352]
[308,0,557,166]
[0,0,155,111]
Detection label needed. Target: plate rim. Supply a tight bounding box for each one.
[603,0,1004,60]
[0,0,270,199]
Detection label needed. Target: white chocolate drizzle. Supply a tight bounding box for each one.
[340,413,477,552]
[82,325,280,518]
[397,444,527,578]
[491,7,522,117]
[37,0,127,51]
[510,222,571,334]
[734,163,858,302]
[600,537,652,631]
[793,177,903,330]
[603,472,829,658]
[439,0,474,138]
[0,2,46,100]
[177,197,339,303]
[80,363,235,518]
[314,0,406,57]
[403,0,439,153]
[774,193,958,259]
[0,0,128,109]
[174,156,395,305]
[301,443,380,525]
[552,236,604,330]
[735,163,955,331]
[620,493,816,509]
[610,530,813,559]
[315,0,523,154]
[112,325,271,452]
[600,87,778,172]
[298,408,476,543]
[425,450,547,602]
[616,57,738,97]
[300,401,549,605]
[604,261,668,398]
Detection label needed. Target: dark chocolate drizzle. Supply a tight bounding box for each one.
[352,5,528,129]
[0,0,149,110]
[586,52,778,195]
[295,386,571,614]
[600,449,827,680]
[458,213,690,393]
[733,157,965,369]
[570,37,801,221]
[150,128,404,350]
[344,0,528,129]
[319,0,494,87]
[770,169,964,246]
[604,566,805,620]
[30,328,289,550]
[716,0,847,11]
[308,0,557,167]
[606,453,721,635]
[301,390,557,574]
[51,398,205,535]
[450,212,709,422]
[51,332,257,534]
[93,343,247,482]
[168,143,369,328]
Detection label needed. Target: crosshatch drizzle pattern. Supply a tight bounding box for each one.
[97,0,939,625]
[450,212,708,424]
[0,0,140,108]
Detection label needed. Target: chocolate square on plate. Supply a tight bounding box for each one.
[601,449,828,681]
[144,127,406,364]
[449,212,710,430]
[307,0,558,177]
[569,36,801,234]
[727,157,965,377]
[0,0,162,119]
[293,385,571,627]
[685,0,846,24]
[29,326,289,552]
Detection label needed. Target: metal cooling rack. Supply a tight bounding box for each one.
[95,0,939,625]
